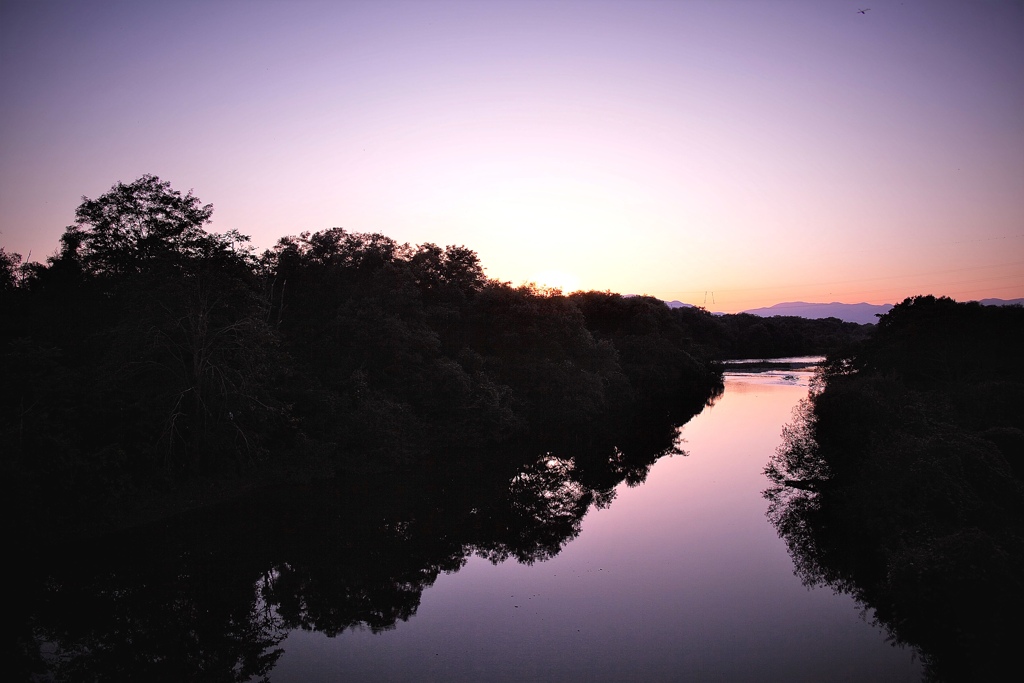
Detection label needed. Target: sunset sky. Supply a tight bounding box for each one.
[2,0,1022,312]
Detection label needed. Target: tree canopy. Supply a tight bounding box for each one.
[765,296,1024,680]
[62,174,217,277]
[2,174,872,545]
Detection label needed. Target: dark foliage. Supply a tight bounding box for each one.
[669,306,873,360]
[3,176,728,546]
[16,354,707,681]
[1,175,906,681]
[765,295,1024,681]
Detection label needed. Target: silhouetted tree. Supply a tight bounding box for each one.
[0,247,21,292]
[765,296,1024,681]
[65,174,215,279]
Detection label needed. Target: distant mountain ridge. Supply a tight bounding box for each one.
[742,298,1024,325]
[660,298,1024,325]
[741,301,893,325]
[978,297,1024,307]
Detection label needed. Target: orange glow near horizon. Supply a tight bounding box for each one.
[2,1,1022,312]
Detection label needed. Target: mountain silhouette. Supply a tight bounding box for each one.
[741,301,893,324]
[739,298,1023,324]
[653,298,1024,324]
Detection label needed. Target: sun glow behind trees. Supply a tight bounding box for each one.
[1,1,1022,311]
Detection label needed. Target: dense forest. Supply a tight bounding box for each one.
[1,175,868,545]
[11,177,1019,681]
[766,295,1024,681]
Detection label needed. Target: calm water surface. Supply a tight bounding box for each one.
[272,365,922,682]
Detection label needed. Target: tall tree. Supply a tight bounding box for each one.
[65,174,215,278]
[60,175,281,472]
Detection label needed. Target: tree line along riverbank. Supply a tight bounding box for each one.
[766,294,1024,681]
[2,175,870,542]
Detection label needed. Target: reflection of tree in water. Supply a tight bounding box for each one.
[768,428,1024,681]
[765,338,1024,680]
[22,524,289,683]
[261,536,467,636]
[473,455,600,565]
[9,176,744,679]
[22,393,711,681]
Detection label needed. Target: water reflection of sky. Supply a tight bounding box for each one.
[273,372,921,682]
[719,356,821,393]
[721,356,825,365]
[725,370,816,390]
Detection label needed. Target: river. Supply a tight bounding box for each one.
[24,361,925,681]
[270,361,922,682]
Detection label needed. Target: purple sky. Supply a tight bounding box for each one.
[2,0,1022,312]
